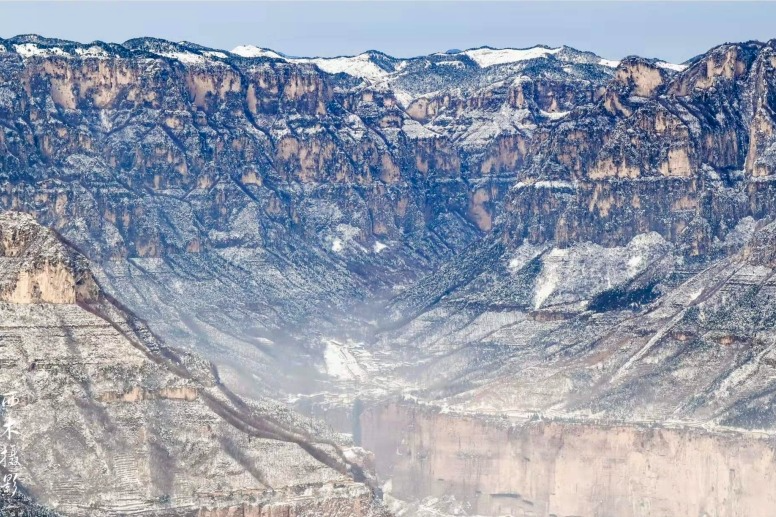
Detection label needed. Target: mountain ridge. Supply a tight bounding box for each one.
[0,33,690,73]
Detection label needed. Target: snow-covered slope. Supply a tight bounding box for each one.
[292,53,392,82]
[231,44,284,59]
[457,45,562,67]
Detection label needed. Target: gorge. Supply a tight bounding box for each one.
[1,33,776,516]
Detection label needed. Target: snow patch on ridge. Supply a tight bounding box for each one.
[435,60,465,69]
[534,248,566,309]
[392,89,414,108]
[599,58,621,68]
[402,119,439,139]
[460,46,562,68]
[159,51,206,64]
[75,46,109,58]
[600,58,685,71]
[458,104,534,147]
[14,43,68,58]
[231,45,284,59]
[295,54,390,82]
[203,50,228,60]
[328,224,363,253]
[233,46,393,82]
[656,61,688,72]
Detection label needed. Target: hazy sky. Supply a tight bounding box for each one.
[1,2,775,63]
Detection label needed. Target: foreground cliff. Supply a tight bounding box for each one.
[0,212,385,516]
[362,402,776,517]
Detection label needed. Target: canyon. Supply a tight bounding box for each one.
[2,34,776,515]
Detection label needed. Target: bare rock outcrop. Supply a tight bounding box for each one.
[0,212,98,303]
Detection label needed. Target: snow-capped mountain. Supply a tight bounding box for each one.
[2,33,776,516]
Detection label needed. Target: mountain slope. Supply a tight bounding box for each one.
[0,211,383,516]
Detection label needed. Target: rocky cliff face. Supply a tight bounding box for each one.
[0,212,385,516]
[5,33,776,516]
[0,36,607,265]
[362,402,776,517]
[0,211,98,303]
[0,35,622,401]
[501,42,776,253]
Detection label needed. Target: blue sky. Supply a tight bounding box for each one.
[1,2,775,63]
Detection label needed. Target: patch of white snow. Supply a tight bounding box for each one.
[628,255,643,269]
[159,51,206,65]
[323,340,366,381]
[75,46,108,58]
[514,180,575,190]
[534,261,559,309]
[462,46,561,68]
[294,54,389,82]
[401,119,438,139]
[231,45,284,60]
[434,60,465,69]
[203,50,228,60]
[14,44,68,58]
[656,61,687,72]
[392,89,414,108]
[540,110,570,120]
[599,58,621,68]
